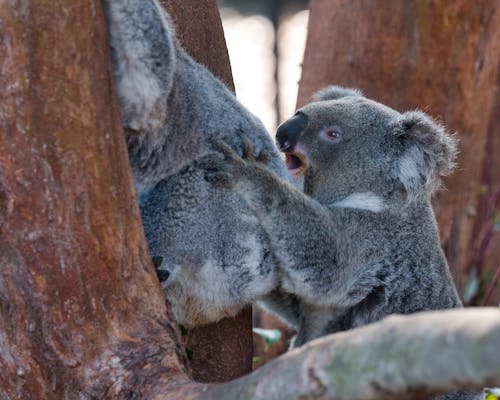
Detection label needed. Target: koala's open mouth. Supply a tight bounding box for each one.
[285,152,306,176]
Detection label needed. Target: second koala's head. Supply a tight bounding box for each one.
[276,86,457,205]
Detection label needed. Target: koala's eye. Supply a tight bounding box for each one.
[320,127,343,143]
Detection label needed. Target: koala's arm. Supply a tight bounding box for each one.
[201,147,384,308]
[104,0,174,133]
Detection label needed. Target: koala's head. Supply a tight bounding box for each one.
[276,86,457,205]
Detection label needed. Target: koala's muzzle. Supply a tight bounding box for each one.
[276,112,308,152]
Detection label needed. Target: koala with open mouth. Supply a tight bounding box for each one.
[200,85,462,346]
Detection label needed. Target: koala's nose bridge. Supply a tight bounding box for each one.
[276,112,309,152]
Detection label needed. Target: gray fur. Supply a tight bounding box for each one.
[435,392,485,400]
[104,0,287,326]
[199,86,462,346]
[312,85,363,102]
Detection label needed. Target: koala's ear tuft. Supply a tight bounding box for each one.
[391,110,458,202]
[311,85,364,102]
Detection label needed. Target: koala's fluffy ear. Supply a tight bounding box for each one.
[106,0,176,133]
[391,111,458,202]
[311,85,363,102]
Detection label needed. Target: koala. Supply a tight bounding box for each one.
[104,0,288,327]
[200,85,463,346]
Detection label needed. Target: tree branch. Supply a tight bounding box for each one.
[178,308,500,400]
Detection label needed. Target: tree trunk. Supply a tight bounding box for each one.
[0,1,190,398]
[159,0,253,383]
[298,0,500,305]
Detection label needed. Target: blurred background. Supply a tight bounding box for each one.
[217,0,309,132]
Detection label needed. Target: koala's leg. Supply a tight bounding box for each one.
[292,304,342,348]
[258,289,302,330]
[104,0,174,132]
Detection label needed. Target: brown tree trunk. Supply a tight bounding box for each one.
[159,0,253,383]
[0,1,191,398]
[298,0,500,305]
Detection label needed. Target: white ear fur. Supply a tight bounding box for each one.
[392,111,458,202]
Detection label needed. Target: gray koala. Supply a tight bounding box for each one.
[200,86,463,346]
[104,0,288,327]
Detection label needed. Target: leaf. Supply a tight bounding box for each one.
[485,388,500,400]
[463,271,479,303]
[253,328,282,346]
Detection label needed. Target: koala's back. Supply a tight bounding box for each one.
[325,204,462,334]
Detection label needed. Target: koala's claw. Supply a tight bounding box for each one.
[207,139,242,162]
[195,151,236,188]
[204,170,233,188]
[241,136,255,161]
[256,149,269,163]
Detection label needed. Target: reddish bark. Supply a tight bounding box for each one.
[160,0,235,91]
[0,1,190,398]
[298,0,500,304]
[159,0,253,382]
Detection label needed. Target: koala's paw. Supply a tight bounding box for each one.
[242,137,271,164]
[199,154,234,188]
[197,139,248,188]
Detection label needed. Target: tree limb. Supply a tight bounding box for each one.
[179,308,500,400]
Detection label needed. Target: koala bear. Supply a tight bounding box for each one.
[104,0,288,327]
[200,86,463,346]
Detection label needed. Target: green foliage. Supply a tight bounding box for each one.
[253,328,282,346]
[463,271,480,303]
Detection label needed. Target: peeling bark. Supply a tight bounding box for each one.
[298,0,500,304]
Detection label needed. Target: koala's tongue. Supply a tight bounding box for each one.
[285,153,304,172]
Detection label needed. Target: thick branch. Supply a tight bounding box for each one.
[180,308,500,400]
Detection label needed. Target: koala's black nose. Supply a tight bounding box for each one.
[276,112,308,152]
